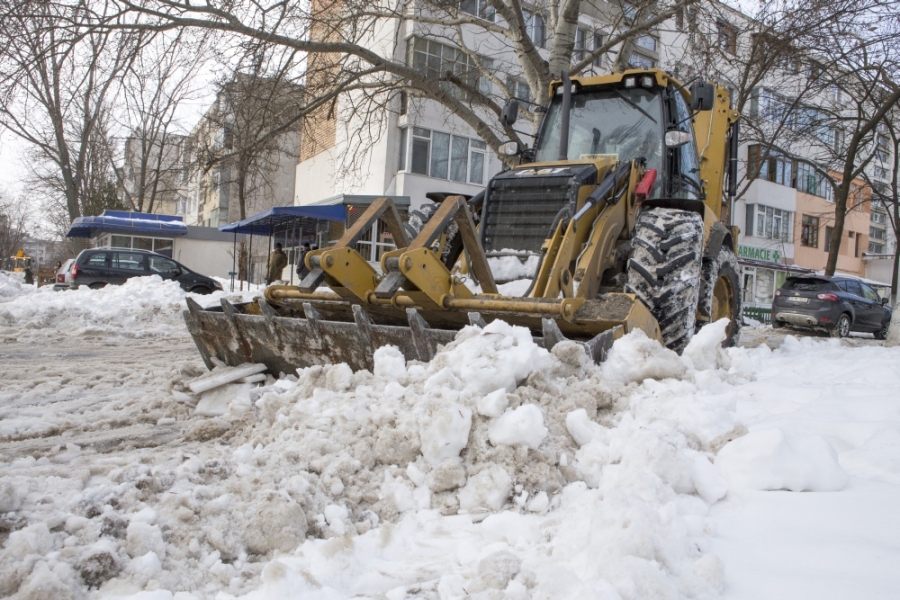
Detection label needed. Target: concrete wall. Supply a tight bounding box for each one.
[172,237,237,279]
[793,191,870,277]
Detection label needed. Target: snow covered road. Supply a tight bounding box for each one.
[1,275,899,600]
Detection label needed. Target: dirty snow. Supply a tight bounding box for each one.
[1,277,899,599]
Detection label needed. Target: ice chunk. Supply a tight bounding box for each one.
[574,439,610,488]
[683,318,730,371]
[477,388,509,418]
[419,402,472,466]
[188,363,267,394]
[602,329,686,383]
[458,464,513,511]
[565,409,608,446]
[690,453,728,503]
[194,383,253,417]
[715,428,849,492]
[488,404,548,449]
[374,345,406,379]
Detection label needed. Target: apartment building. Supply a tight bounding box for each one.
[119,134,191,217]
[295,1,895,302]
[293,0,662,249]
[181,75,302,228]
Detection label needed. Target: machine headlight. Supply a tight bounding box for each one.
[623,77,636,88]
[665,130,692,147]
[499,141,520,156]
[641,75,654,88]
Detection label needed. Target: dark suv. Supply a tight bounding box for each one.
[69,249,222,294]
[772,275,891,339]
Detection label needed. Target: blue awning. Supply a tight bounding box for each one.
[67,211,188,238]
[219,205,346,236]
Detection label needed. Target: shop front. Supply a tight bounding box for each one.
[738,244,814,324]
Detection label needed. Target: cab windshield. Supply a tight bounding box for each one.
[534,88,664,180]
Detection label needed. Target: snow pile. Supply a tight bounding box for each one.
[0,275,259,338]
[0,318,752,599]
[487,253,540,282]
[0,271,33,303]
[715,429,848,492]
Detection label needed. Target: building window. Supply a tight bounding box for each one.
[747,145,792,186]
[800,215,819,248]
[459,0,495,21]
[825,226,834,252]
[675,8,684,30]
[407,38,493,100]
[635,34,657,52]
[574,27,589,62]
[794,162,833,201]
[525,10,546,48]
[628,52,656,70]
[747,204,793,242]
[717,20,738,55]
[750,88,792,123]
[593,33,604,67]
[402,126,486,185]
[869,210,887,254]
[507,78,533,105]
[874,165,888,180]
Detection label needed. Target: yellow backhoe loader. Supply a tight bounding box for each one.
[184,68,742,373]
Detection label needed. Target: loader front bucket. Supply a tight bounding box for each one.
[183,195,664,375]
[182,291,659,375]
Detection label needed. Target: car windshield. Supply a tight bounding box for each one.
[535,88,664,179]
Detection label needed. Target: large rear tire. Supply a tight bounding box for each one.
[697,246,742,346]
[626,208,704,353]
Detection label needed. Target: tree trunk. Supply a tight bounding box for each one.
[886,297,900,346]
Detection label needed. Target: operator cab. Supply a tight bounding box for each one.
[530,71,704,201]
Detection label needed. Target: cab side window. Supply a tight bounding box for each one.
[669,88,702,199]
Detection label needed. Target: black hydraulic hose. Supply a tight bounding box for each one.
[728,120,740,216]
[558,71,572,161]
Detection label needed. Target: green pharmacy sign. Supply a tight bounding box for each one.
[738,245,782,263]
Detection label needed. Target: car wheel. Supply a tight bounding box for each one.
[831,313,851,338]
[89,282,107,290]
[772,319,785,329]
[874,321,889,341]
[191,286,212,295]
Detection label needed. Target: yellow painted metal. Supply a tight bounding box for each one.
[574,199,628,299]
[693,87,740,221]
[318,246,380,303]
[399,247,474,306]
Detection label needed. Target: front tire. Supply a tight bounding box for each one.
[874,320,889,341]
[831,313,851,338]
[697,247,742,346]
[626,208,704,353]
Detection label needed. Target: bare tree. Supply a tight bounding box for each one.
[0,189,31,262]
[115,30,211,214]
[81,0,701,164]
[0,1,146,225]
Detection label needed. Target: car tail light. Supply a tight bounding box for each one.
[57,274,64,283]
[817,292,838,302]
[775,290,781,296]
[71,264,79,278]
[820,316,831,323]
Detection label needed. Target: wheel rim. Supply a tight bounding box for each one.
[839,316,850,337]
[711,274,735,322]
